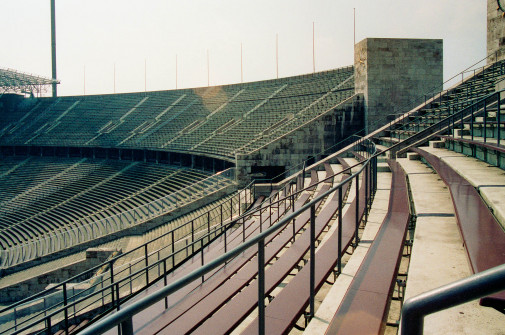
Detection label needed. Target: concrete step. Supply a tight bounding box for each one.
[377,162,391,172]
[407,152,421,160]
[419,146,505,230]
[429,140,445,148]
[397,157,503,334]
[452,128,470,137]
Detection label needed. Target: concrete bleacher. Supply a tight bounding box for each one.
[395,150,504,334]
[0,67,354,159]
[2,44,505,335]
[0,156,235,268]
[0,186,252,333]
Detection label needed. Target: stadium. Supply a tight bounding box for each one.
[0,1,504,334]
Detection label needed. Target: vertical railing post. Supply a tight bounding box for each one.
[63,282,69,335]
[120,318,134,335]
[163,259,168,309]
[201,239,205,283]
[269,197,272,226]
[460,108,464,139]
[171,230,175,268]
[259,208,263,233]
[207,215,211,237]
[191,220,195,254]
[337,186,343,275]
[291,194,296,243]
[224,223,228,253]
[309,204,316,320]
[365,163,369,224]
[144,244,149,285]
[471,105,475,141]
[354,172,360,247]
[452,108,456,151]
[484,101,487,143]
[243,216,246,242]
[207,211,211,235]
[257,239,265,335]
[109,261,115,307]
[497,92,501,147]
[373,157,378,196]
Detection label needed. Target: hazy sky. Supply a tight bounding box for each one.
[1,0,487,96]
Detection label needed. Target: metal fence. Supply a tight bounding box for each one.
[75,138,377,335]
[0,176,253,335]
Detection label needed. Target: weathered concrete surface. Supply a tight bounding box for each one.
[354,38,443,133]
[487,0,505,63]
[398,157,504,335]
[421,146,505,229]
[235,96,363,186]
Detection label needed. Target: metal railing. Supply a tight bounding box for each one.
[0,168,236,268]
[251,56,505,188]
[0,179,253,335]
[385,89,505,158]
[76,138,377,335]
[401,263,505,335]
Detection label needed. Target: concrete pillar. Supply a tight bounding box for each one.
[354,38,443,133]
[487,0,505,63]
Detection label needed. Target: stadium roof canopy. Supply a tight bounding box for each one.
[0,68,59,97]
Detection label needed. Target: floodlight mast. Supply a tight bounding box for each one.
[51,0,57,97]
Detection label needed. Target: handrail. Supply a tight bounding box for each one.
[0,180,252,317]
[0,167,237,268]
[1,163,299,334]
[388,89,505,157]
[400,263,505,335]
[77,138,377,335]
[0,183,256,335]
[255,56,505,185]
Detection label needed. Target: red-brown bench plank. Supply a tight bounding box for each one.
[241,164,369,335]
[188,167,351,334]
[413,147,505,308]
[325,159,410,335]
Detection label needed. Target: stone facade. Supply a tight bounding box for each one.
[487,0,505,63]
[235,95,363,185]
[354,38,443,133]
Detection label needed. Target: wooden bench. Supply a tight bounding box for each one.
[325,159,410,334]
[134,182,318,334]
[413,147,505,308]
[103,193,278,335]
[146,176,332,334]
[240,161,369,335]
[187,164,353,334]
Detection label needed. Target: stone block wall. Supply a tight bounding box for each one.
[488,0,505,63]
[354,38,443,133]
[235,95,363,185]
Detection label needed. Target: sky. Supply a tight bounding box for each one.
[0,0,488,97]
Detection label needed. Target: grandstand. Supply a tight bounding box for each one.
[1,2,505,335]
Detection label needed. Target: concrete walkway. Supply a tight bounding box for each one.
[398,156,504,335]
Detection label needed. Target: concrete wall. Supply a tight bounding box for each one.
[0,248,117,303]
[235,95,363,186]
[354,38,443,133]
[487,0,505,63]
